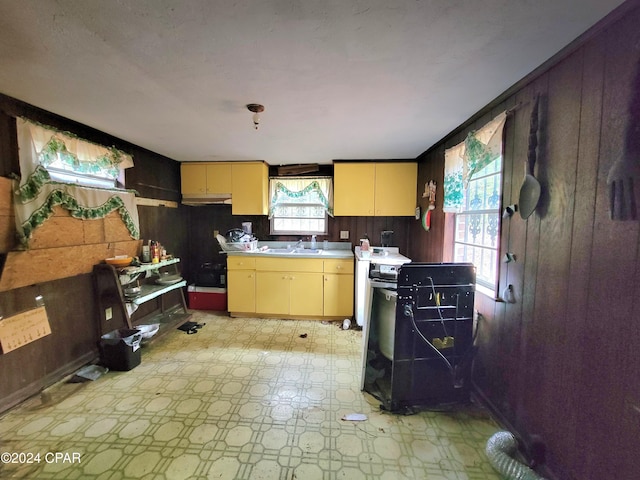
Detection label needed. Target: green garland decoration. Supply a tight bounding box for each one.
[15,164,52,203]
[23,117,131,176]
[269,180,333,217]
[18,188,140,248]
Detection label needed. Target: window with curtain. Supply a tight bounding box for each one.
[14,118,139,247]
[444,112,506,295]
[269,177,333,235]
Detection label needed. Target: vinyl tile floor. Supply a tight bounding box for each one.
[0,312,502,479]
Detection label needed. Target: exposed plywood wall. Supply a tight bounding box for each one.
[0,176,141,291]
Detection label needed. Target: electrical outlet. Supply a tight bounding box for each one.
[340,230,349,239]
[105,307,113,321]
[214,229,219,237]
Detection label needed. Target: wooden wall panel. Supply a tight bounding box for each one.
[0,277,98,413]
[0,95,189,413]
[184,204,413,285]
[0,177,15,252]
[412,5,640,478]
[568,36,606,478]
[574,13,640,479]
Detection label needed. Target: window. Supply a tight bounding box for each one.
[444,112,507,296]
[17,118,132,190]
[269,177,333,235]
[14,118,139,248]
[45,157,124,188]
[453,156,502,292]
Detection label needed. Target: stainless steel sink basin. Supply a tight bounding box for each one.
[263,248,323,254]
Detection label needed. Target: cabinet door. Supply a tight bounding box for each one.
[256,272,290,314]
[227,270,256,313]
[181,163,207,195]
[323,273,354,317]
[206,163,232,194]
[374,163,417,216]
[334,163,375,216]
[290,273,323,316]
[232,162,268,215]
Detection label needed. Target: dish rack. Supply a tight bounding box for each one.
[216,233,259,252]
[221,239,258,252]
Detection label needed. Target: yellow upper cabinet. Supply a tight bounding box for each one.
[206,163,233,194]
[374,162,418,216]
[180,163,207,195]
[333,163,376,216]
[231,162,269,215]
[333,162,417,216]
[180,161,268,215]
[181,162,232,195]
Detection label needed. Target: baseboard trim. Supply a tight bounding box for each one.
[0,350,97,415]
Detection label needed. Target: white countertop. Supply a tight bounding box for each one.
[225,241,354,259]
[354,246,411,265]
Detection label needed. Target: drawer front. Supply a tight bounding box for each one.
[255,257,323,272]
[227,257,256,270]
[323,258,354,274]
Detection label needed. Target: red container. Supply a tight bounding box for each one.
[188,286,227,311]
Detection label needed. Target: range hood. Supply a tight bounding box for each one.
[181,193,233,206]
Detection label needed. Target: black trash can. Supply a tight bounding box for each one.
[100,328,142,371]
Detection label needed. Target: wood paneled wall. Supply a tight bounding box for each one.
[184,204,412,283]
[408,4,640,479]
[0,97,188,413]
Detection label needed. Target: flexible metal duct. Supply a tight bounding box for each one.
[486,431,547,480]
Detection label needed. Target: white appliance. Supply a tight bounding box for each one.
[355,246,411,390]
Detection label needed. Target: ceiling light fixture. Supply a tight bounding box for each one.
[246,104,265,130]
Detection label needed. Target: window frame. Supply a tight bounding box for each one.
[450,155,503,298]
[269,201,329,236]
[268,176,332,236]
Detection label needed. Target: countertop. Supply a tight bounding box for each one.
[224,241,354,259]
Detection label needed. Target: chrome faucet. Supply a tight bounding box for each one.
[296,238,304,249]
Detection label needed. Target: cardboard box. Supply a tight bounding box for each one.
[188,286,227,311]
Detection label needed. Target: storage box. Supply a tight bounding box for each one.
[100,329,142,371]
[188,286,227,311]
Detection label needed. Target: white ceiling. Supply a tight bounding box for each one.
[0,0,625,165]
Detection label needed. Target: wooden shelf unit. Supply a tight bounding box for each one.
[93,258,191,343]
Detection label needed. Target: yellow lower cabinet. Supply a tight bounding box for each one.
[255,258,324,317]
[290,273,323,316]
[227,270,255,313]
[323,259,354,317]
[323,273,354,317]
[227,257,256,314]
[256,272,290,314]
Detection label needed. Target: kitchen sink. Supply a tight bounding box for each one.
[263,248,323,254]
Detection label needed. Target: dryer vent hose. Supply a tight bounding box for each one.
[485,431,547,480]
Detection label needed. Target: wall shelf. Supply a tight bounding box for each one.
[93,259,191,343]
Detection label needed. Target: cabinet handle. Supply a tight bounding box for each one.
[336,265,342,270]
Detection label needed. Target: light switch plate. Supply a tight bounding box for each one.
[340,230,349,239]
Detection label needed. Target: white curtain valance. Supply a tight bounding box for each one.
[443,111,507,213]
[14,118,139,248]
[17,118,133,182]
[269,177,333,218]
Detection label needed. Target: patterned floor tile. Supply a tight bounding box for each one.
[0,312,501,479]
